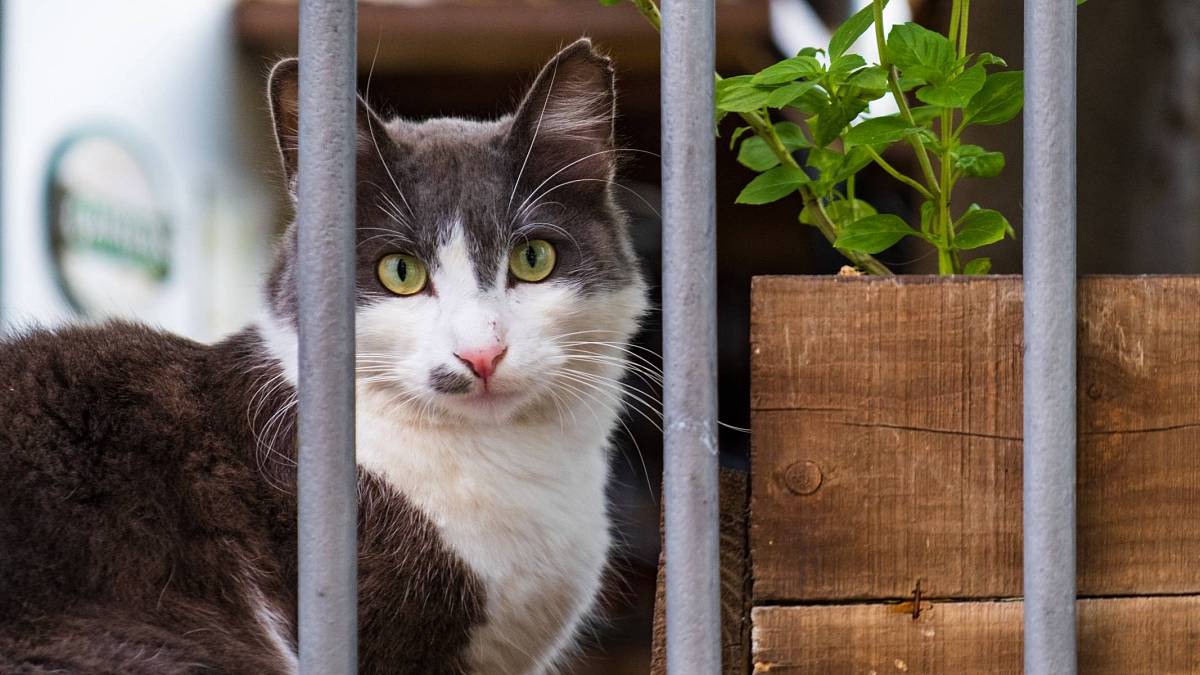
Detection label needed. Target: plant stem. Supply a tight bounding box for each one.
[872,0,941,197]
[948,0,962,45]
[958,0,970,59]
[864,146,935,200]
[625,0,894,276]
[938,106,956,274]
[743,110,893,276]
[627,0,661,30]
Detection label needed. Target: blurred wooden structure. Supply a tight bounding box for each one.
[655,276,1200,673]
[236,0,771,76]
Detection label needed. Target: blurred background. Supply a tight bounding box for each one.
[2,0,1198,672]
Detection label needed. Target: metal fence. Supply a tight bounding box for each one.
[296,1,358,673]
[292,0,1078,673]
[1022,1,1077,673]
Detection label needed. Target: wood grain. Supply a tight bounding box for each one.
[750,276,1200,602]
[751,596,1200,674]
[651,469,751,675]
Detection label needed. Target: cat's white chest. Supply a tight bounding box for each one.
[356,398,613,675]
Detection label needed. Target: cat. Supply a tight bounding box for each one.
[0,38,648,675]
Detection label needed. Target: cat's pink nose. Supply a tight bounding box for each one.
[454,346,507,381]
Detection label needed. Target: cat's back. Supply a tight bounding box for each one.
[0,323,296,673]
[0,322,211,495]
[1,321,206,442]
[0,322,212,606]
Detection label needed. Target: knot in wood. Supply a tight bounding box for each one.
[783,460,822,496]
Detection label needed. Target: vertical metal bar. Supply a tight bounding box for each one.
[1023,1,1077,673]
[297,1,357,673]
[661,0,721,673]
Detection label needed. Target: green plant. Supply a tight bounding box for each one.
[605,0,1053,275]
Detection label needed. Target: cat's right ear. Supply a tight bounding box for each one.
[267,58,302,190]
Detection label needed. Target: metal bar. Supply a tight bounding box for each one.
[297,1,357,673]
[660,0,721,673]
[0,0,5,326]
[1023,1,1077,673]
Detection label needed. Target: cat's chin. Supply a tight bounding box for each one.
[433,388,538,424]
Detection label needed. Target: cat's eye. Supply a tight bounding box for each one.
[377,253,428,296]
[509,240,557,283]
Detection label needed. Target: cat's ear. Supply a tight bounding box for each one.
[267,58,303,187]
[508,38,617,181]
[267,57,393,193]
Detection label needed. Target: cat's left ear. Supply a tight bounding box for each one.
[267,57,395,195]
[507,38,617,181]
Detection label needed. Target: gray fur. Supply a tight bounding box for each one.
[266,39,638,332]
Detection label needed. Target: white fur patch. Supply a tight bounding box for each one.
[356,389,614,674]
[246,582,299,674]
[257,219,648,674]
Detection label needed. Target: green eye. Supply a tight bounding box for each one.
[377,253,428,296]
[509,239,556,283]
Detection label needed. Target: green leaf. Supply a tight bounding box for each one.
[729,126,752,150]
[738,138,780,171]
[845,65,889,93]
[782,86,832,115]
[767,81,819,108]
[887,22,956,84]
[975,52,1007,68]
[835,214,920,253]
[953,144,1006,177]
[718,87,770,113]
[844,116,913,147]
[773,121,809,148]
[814,98,869,147]
[919,200,936,234]
[965,71,1024,125]
[828,53,868,82]
[828,0,888,58]
[735,165,809,205]
[963,257,992,275]
[1077,0,1087,5]
[717,77,772,112]
[737,122,807,171]
[751,56,823,85]
[806,198,878,227]
[954,208,1010,249]
[916,63,986,107]
[905,106,942,125]
[897,74,925,91]
[826,146,874,186]
[597,0,622,5]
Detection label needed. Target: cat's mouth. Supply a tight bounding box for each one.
[439,383,531,417]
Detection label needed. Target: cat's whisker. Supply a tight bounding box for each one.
[558,367,665,427]
[559,342,664,376]
[363,39,416,222]
[554,375,663,437]
[562,354,663,390]
[508,221,582,254]
[559,344,663,370]
[509,147,659,222]
[610,412,657,507]
[507,53,563,216]
[560,348,662,378]
[550,375,610,431]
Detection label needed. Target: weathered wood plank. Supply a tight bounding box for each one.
[651,469,751,675]
[751,596,1200,674]
[750,276,1200,602]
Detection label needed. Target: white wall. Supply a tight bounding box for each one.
[1,0,279,340]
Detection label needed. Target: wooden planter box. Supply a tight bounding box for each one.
[653,276,1200,674]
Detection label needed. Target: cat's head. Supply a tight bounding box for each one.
[260,39,648,426]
